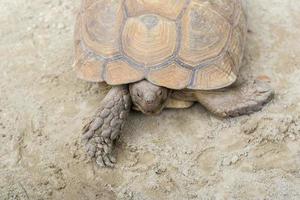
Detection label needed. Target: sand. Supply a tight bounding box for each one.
[0,0,299,199]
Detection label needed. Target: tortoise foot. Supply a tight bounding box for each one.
[82,86,131,167]
[196,79,274,118]
[85,136,116,167]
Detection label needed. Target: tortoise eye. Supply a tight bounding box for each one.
[137,91,142,98]
[157,90,163,96]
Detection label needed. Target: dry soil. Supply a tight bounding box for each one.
[0,0,300,199]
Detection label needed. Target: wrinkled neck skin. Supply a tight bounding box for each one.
[129,80,171,115]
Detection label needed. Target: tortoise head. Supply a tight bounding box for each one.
[129,80,170,115]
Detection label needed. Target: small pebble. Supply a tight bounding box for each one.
[231,155,239,164]
[155,167,167,175]
[222,158,231,166]
[289,134,296,141]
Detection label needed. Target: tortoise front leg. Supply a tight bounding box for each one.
[172,79,274,118]
[194,79,274,118]
[82,86,131,167]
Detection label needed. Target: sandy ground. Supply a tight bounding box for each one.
[0,0,300,199]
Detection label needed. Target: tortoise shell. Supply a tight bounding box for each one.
[74,0,247,90]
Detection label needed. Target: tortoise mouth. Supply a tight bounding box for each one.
[133,102,164,116]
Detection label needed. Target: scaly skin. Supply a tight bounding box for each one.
[173,79,274,118]
[82,86,131,167]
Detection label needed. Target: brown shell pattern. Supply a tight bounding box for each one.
[74,0,247,90]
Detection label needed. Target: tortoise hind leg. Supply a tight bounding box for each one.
[194,79,274,118]
[82,86,131,167]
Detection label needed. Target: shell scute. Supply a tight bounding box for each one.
[105,60,144,85]
[125,0,187,20]
[192,54,237,90]
[74,14,104,82]
[81,0,124,57]
[148,63,192,90]
[178,1,231,67]
[122,15,177,66]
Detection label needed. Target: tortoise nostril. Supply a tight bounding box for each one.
[146,99,154,104]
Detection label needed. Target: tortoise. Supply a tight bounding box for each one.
[74,0,273,167]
